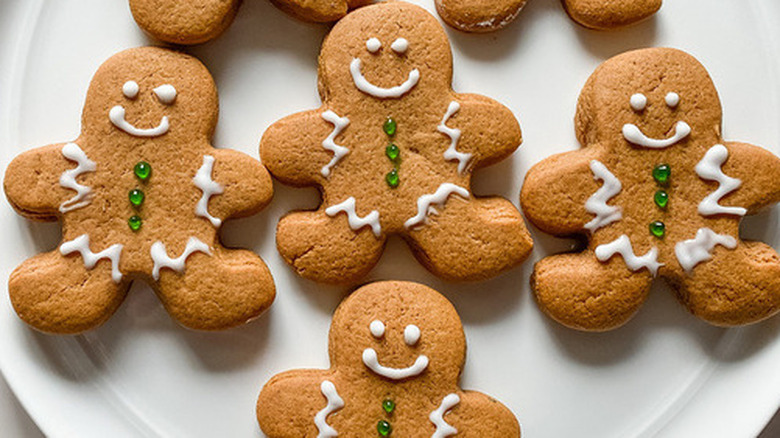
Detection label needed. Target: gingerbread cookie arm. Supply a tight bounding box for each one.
[445,94,522,170]
[205,148,273,221]
[260,110,341,186]
[445,391,521,437]
[520,149,602,235]
[718,141,780,214]
[4,143,78,221]
[256,369,336,437]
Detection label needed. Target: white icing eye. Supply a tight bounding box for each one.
[630,93,647,111]
[123,81,139,99]
[154,84,177,105]
[369,320,385,338]
[366,38,381,53]
[665,92,680,108]
[404,324,420,346]
[391,38,409,54]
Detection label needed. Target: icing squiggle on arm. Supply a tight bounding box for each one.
[325,197,381,237]
[59,143,97,214]
[150,237,211,280]
[430,393,460,438]
[60,234,123,283]
[675,228,737,272]
[584,160,622,233]
[193,155,224,227]
[695,144,747,217]
[595,235,662,276]
[321,111,350,178]
[438,102,472,174]
[314,380,344,438]
[405,183,470,229]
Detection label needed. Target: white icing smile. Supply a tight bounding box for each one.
[110,105,170,137]
[350,58,420,99]
[622,120,691,149]
[362,348,429,380]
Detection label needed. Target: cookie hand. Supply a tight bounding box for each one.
[444,391,521,437]
[207,148,273,221]
[257,370,334,438]
[717,141,780,213]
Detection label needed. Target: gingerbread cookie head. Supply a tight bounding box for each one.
[521,48,780,331]
[82,47,218,143]
[256,281,520,437]
[261,1,532,284]
[4,46,275,334]
[129,0,241,45]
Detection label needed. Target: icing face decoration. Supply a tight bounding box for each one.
[623,91,691,148]
[362,319,429,380]
[110,81,177,137]
[350,37,420,99]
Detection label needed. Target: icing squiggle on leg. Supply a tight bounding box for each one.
[60,234,123,283]
[695,144,747,217]
[59,143,97,214]
[325,197,381,237]
[429,393,460,438]
[193,155,224,227]
[321,111,350,178]
[675,228,737,272]
[595,235,662,276]
[151,237,211,280]
[584,160,622,233]
[314,380,343,438]
[405,183,470,229]
[438,102,472,174]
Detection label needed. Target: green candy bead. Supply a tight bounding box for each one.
[129,189,145,207]
[386,169,400,188]
[128,215,142,231]
[653,164,671,185]
[654,190,669,209]
[383,118,397,137]
[649,221,665,238]
[382,399,395,414]
[386,144,400,161]
[134,161,151,181]
[377,420,392,437]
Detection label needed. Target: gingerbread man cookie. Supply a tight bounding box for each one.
[436,0,660,33]
[256,281,521,437]
[521,48,780,331]
[129,0,372,45]
[4,47,275,334]
[261,1,532,284]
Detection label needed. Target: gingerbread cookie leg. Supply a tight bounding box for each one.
[671,241,780,327]
[406,196,532,281]
[276,210,386,284]
[128,0,241,45]
[269,0,369,23]
[562,0,662,30]
[532,252,653,331]
[156,247,275,330]
[9,250,128,334]
[435,0,527,33]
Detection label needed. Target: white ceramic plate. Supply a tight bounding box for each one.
[2,0,780,437]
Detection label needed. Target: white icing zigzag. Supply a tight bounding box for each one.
[314,380,344,438]
[584,160,622,233]
[59,143,97,214]
[325,197,381,237]
[150,237,211,280]
[321,111,350,178]
[405,183,470,230]
[193,155,224,227]
[430,393,460,438]
[60,234,123,283]
[695,144,747,217]
[675,228,737,272]
[595,235,663,277]
[438,101,472,174]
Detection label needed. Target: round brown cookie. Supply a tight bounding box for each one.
[435,0,527,33]
[128,0,373,45]
[261,1,533,284]
[562,0,661,30]
[4,47,275,334]
[521,48,780,331]
[256,281,521,437]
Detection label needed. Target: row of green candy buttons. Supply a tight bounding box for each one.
[128,161,151,231]
[384,118,400,189]
[649,163,671,238]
